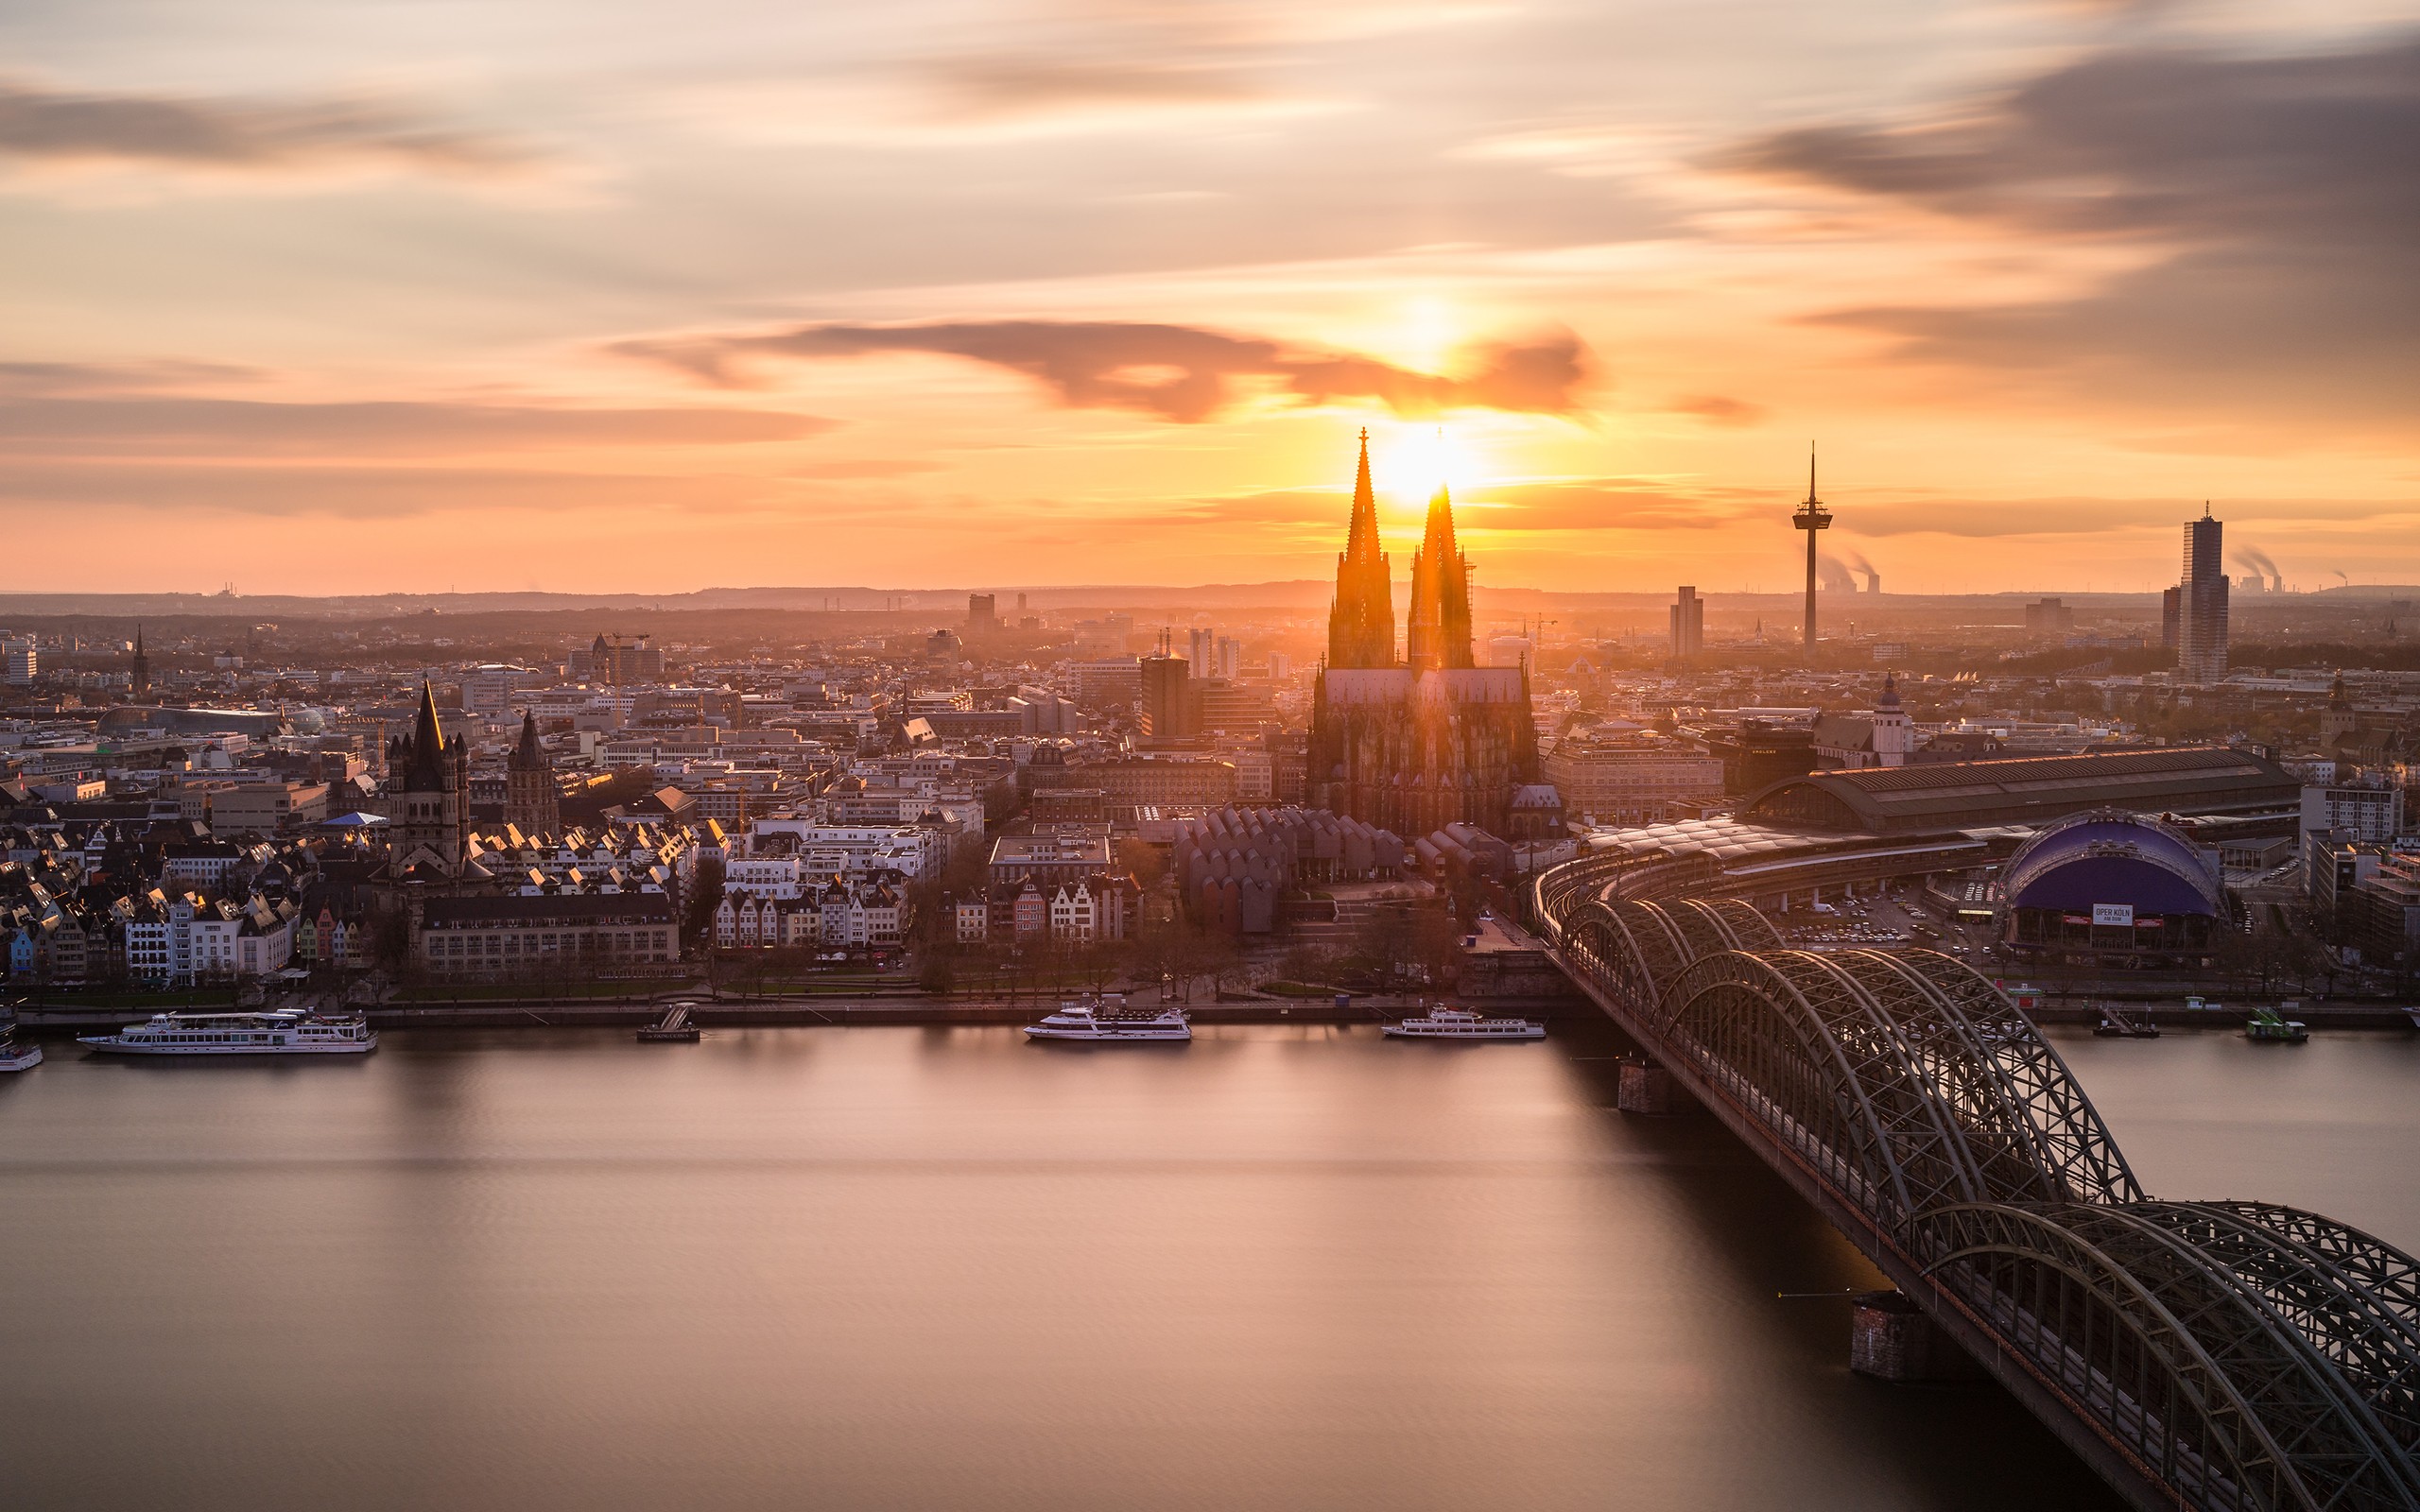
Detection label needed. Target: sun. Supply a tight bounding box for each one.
[1370,421,1484,521]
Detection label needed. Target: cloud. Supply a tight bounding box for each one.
[1669,394,1765,426]
[0,389,833,457]
[0,77,535,177]
[617,319,1594,422]
[1729,36,2420,425]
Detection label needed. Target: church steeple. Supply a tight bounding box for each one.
[1405,484,1475,673]
[1326,428,1396,668]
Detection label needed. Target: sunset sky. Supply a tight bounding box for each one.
[4,0,2415,595]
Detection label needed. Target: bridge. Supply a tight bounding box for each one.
[1532,847,2420,1512]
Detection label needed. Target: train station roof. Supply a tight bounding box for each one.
[1735,746,2297,836]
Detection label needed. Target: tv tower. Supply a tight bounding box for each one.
[1792,445,1831,659]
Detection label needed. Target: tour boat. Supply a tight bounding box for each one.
[2244,1006,2309,1044]
[78,1008,377,1057]
[1383,1005,1546,1040]
[1024,995,1191,1042]
[0,1025,40,1072]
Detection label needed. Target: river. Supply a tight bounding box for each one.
[3,1019,2411,1512]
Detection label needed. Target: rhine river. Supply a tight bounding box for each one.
[5,1018,2416,1512]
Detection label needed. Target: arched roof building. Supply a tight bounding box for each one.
[1999,807,2225,956]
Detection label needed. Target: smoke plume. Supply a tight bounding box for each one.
[1817,553,1859,593]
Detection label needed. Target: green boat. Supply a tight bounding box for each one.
[2246,1005,2309,1043]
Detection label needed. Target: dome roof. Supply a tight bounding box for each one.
[2002,809,2223,918]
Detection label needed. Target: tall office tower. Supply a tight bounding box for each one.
[1186,627,1216,675]
[1669,586,1704,658]
[1326,429,1396,668]
[2161,587,2181,652]
[1404,485,1476,673]
[1792,447,1831,658]
[2179,508,2230,684]
[1139,652,1195,739]
[1214,636,1241,682]
[1267,651,1292,680]
[967,593,997,631]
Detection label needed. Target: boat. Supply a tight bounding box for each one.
[1383,1005,1546,1040]
[1,1024,40,1073]
[1024,995,1190,1042]
[2245,1006,2309,1043]
[78,1008,377,1057]
[2092,1005,2161,1039]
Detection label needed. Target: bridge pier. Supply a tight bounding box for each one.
[1849,1291,1981,1383]
[1616,1057,1684,1115]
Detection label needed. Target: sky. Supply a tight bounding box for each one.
[3,0,2416,596]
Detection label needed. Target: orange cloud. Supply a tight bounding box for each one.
[616,318,1594,423]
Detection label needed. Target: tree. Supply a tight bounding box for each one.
[683,854,726,952]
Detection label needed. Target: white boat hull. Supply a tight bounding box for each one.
[1383,1024,1545,1040]
[0,1045,41,1072]
[76,1037,377,1056]
[1024,1026,1191,1041]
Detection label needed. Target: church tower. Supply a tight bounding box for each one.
[1870,673,1912,767]
[1404,485,1475,673]
[505,709,561,837]
[2324,671,2357,750]
[1326,430,1396,668]
[129,625,149,698]
[386,680,468,879]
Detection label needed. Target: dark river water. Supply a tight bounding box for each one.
[4,1018,2413,1512]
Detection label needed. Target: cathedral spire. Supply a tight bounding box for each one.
[1327,428,1396,668]
[1406,484,1475,673]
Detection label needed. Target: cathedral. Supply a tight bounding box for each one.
[1308,431,1547,838]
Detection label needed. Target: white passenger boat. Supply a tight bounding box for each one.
[0,1026,40,1072]
[78,1008,377,1057]
[1024,995,1191,1042]
[1382,1005,1545,1040]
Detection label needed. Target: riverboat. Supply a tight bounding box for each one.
[0,1024,40,1072]
[78,1008,377,1057]
[1383,1005,1546,1040]
[1024,996,1191,1042]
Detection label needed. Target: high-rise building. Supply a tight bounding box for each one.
[3,639,35,685]
[573,633,664,685]
[1214,636,1241,682]
[1186,627,1216,676]
[2024,598,2075,638]
[2161,587,2182,652]
[1139,653,1195,739]
[1326,429,1395,668]
[2180,508,2230,684]
[967,593,997,632]
[1669,587,1704,658]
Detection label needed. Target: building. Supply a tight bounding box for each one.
[967,593,997,631]
[1997,808,2224,958]
[3,639,34,685]
[1186,627,1217,677]
[2160,587,2182,654]
[462,664,534,714]
[571,633,665,685]
[1309,435,1544,838]
[1739,745,2299,835]
[988,832,1113,887]
[2179,508,2230,683]
[1068,658,1143,709]
[2025,599,2076,638]
[1811,676,1915,770]
[418,893,680,977]
[505,711,562,836]
[1139,652,1194,739]
[383,682,469,880]
[1668,587,1703,659]
[1546,735,1725,826]
[2302,783,2402,842]
[207,782,330,835]
[129,626,149,697]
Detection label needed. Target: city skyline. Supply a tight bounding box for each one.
[5,1,2416,595]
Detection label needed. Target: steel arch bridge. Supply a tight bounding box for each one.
[1533,854,2420,1512]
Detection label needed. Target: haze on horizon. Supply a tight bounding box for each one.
[3,0,2414,598]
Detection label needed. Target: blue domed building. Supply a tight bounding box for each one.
[1998,808,2226,958]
